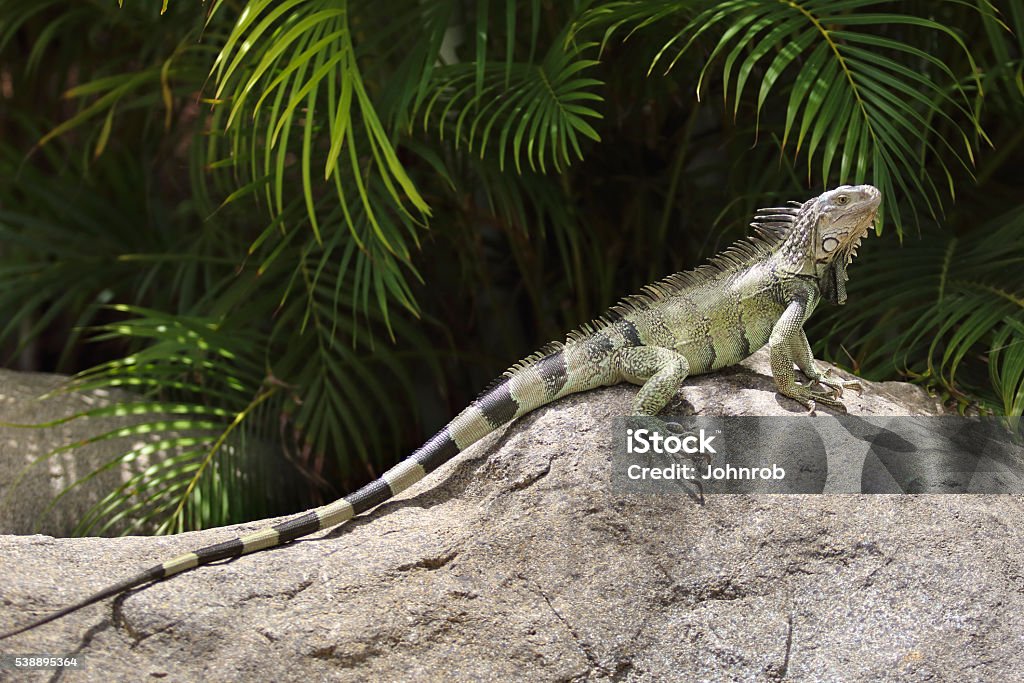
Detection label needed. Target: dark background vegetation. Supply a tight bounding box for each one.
[0,0,1021,534]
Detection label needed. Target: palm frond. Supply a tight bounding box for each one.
[262,229,447,479]
[61,306,282,535]
[990,319,1024,419]
[0,142,239,369]
[209,0,430,246]
[0,304,274,536]
[976,0,1023,103]
[33,36,215,154]
[816,205,1024,417]
[577,0,988,231]
[418,37,603,173]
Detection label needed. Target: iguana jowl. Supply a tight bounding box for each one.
[0,184,881,640]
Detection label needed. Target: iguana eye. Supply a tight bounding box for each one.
[836,195,849,205]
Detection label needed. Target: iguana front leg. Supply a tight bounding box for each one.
[769,300,846,412]
[790,329,862,399]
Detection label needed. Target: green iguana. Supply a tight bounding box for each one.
[0,184,881,640]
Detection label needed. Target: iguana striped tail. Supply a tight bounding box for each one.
[0,332,621,640]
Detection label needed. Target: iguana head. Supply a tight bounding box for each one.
[777,184,882,305]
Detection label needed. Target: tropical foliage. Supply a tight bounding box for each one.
[0,0,1020,533]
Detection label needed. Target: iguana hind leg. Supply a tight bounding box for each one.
[613,346,690,415]
[614,346,706,502]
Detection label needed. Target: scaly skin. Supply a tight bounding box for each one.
[0,184,880,641]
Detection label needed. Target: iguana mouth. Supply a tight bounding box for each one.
[842,204,878,263]
[844,226,869,266]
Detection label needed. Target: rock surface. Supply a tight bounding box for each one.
[2,349,1023,681]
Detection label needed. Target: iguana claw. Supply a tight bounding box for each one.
[815,368,862,399]
[781,382,846,413]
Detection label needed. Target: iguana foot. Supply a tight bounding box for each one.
[812,368,863,399]
[625,414,679,435]
[780,383,846,414]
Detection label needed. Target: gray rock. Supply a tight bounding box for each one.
[2,349,1022,682]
